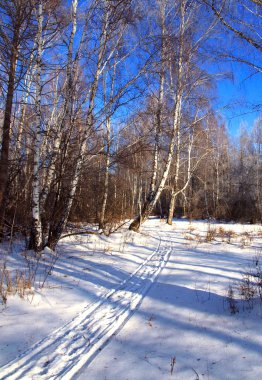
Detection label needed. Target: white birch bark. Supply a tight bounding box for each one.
[16,52,35,154]
[148,3,166,201]
[30,1,43,251]
[167,114,212,224]
[99,50,118,229]
[167,113,181,225]
[40,0,78,210]
[99,116,111,229]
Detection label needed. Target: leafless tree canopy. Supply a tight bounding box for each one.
[0,0,261,250]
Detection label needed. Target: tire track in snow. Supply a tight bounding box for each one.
[0,232,172,380]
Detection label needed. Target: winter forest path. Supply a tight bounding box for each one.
[0,230,172,380]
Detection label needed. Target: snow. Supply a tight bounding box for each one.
[1,219,262,379]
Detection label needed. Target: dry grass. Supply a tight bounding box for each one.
[183,233,195,241]
[183,232,203,245]
[0,265,33,305]
[185,223,258,247]
[239,231,253,247]
[194,233,203,244]
[187,225,195,233]
[239,274,256,306]
[227,252,262,312]
[205,225,217,242]
[217,227,237,243]
[227,285,239,314]
[256,229,262,238]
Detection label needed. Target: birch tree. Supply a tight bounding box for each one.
[166,115,213,224]
[129,0,187,231]
[203,0,262,74]
[46,0,143,248]
[29,1,43,251]
[129,0,218,230]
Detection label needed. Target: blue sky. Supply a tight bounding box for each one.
[215,59,261,137]
[216,63,262,135]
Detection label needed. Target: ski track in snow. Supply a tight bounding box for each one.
[0,231,172,380]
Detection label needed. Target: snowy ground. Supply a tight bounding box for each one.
[0,219,262,379]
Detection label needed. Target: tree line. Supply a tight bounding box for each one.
[0,0,261,251]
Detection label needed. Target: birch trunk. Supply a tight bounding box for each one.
[16,51,35,154]
[167,119,181,225]
[167,120,210,224]
[148,78,164,200]
[29,1,43,252]
[41,0,78,212]
[99,49,118,229]
[129,93,183,231]
[99,116,111,229]
[148,3,166,202]
[167,126,195,225]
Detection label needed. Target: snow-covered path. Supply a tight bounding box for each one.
[77,224,262,380]
[0,231,172,380]
[1,219,262,380]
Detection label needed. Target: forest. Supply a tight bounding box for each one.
[0,1,262,379]
[0,0,261,252]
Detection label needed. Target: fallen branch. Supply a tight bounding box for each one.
[59,230,101,240]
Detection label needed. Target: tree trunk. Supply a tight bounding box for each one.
[167,190,176,225]
[29,1,43,252]
[99,116,111,229]
[0,24,19,237]
[167,109,181,225]
[16,50,35,154]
